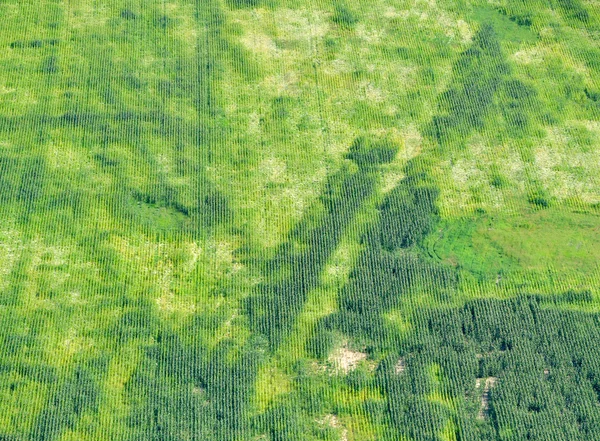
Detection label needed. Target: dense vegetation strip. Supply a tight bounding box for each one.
[0,1,599,440]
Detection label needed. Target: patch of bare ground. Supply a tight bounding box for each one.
[329,346,367,373]
[395,357,406,374]
[317,414,348,441]
[327,343,377,374]
[476,377,498,419]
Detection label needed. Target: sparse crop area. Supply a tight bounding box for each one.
[0,0,599,440]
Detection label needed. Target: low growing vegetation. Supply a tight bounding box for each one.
[0,0,598,439]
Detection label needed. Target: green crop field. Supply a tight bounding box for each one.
[0,0,599,439]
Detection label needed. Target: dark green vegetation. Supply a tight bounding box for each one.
[247,137,397,347]
[0,0,599,440]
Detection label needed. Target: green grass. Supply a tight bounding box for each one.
[469,5,538,45]
[432,207,600,276]
[0,0,599,440]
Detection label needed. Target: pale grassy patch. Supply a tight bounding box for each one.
[139,55,160,69]
[211,7,336,249]
[437,13,473,43]
[251,165,329,248]
[402,124,423,158]
[155,290,197,315]
[111,235,224,317]
[186,241,203,271]
[235,7,329,65]
[240,30,279,57]
[68,2,110,30]
[396,64,419,85]
[168,3,199,51]
[377,2,472,45]
[0,225,22,290]
[511,46,551,65]
[322,58,354,76]
[47,141,104,192]
[581,120,600,133]
[60,327,95,362]
[261,71,300,96]
[438,161,507,215]
[213,240,239,271]
[192,236,246,287]
[208,305,254,351]
[317,413,341,428]
[155,153,172,175]
[4,88,38,107]
[395,358,406,374]
[325,120,359,157]
[0,85,16,94]
[164,99,200,123]
[381,170,405,194]
[248,111,261,134]
[383,6,407,19]
[273,8,330,42]
[455,19,473,43]
[450,158,482,187]
[435,136,530,217]
[47,141,82,170]
[32,242,72,291]
[377,125,422,193]
[0,236,76,311]
[358,80,386,103]
[534,124,600,203]
[356,23,384,44]
[231,8,282,74]
[94,343,144,439]
[258,158,287,183]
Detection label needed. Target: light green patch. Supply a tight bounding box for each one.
[469,5,538,44]
[434,208,600,275]
[321,241,362,288]
[89,343,143,440]
[427,363,455,409]
[421,207,600,308]
[272,284,338,367]
[440,418,460,441]
[0,223,22,291]
[534,123,600,204]
[340,412,382,441]
[384,310,412,335]
[0,373,48,436]
[254,364,292,413]
[337,384,385,408]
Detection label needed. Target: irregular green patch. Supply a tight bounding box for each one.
[246,137,398,347]
[432,207,600,280]
[31,359,105,441]
[425,23,511,148]
[469,6,538,44]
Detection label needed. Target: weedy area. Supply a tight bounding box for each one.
[0,0,599,440]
